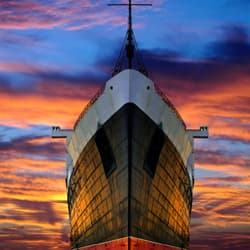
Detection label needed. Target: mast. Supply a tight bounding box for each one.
[127,0,133,69]
[108,1,151,69]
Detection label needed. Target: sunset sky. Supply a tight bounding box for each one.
[0,0,249,249]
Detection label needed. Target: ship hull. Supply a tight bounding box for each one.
[68,103,192,250]
[74,237,184,250]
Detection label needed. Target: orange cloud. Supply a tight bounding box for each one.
[0,154,70,249]
[0,92,88,128]
[178,77,250,128]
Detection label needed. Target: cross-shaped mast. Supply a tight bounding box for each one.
[108,0,152,69]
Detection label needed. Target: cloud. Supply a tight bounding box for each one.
[0,87,88,127]
[0,131,69,248]
[2,25,247,129]
[0,61,106,97]
[190,179,250,249]
[0,61,109,129]
[0,31,44,47]
[0,133,64,160]
[142,27,250,94]
[95,25,250,107]
[0,125,50,142]
[190,232,250,250]
[0,0,126,30]
[0,198,63,225]
[207,25,250,64]
[0,225,69,250]
[0,19,249,250]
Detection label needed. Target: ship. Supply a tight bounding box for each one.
[52,1,208,250]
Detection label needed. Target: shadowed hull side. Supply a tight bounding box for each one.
[68,103,191,250]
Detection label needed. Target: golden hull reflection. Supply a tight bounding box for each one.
[68,104,192,249]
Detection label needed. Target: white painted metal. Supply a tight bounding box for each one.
[51,126,74,187]
[187,126,209,139]
[51,126,73,138]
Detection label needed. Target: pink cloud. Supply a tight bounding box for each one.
[0,0,128,30]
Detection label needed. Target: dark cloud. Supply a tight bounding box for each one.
[0,226,69,250]
[212,134,250,145]
[37,71,104,85]
[0,76,12,89]
[216,202,249,216]
[0,198,62,225]
[141,49,244,100]
[0,78,35,94]
[94,25,250,102]
[0,135,64,159]
[2,25,249,103]
[201,176,247,183]
[190,232,250,250]
[191,210,204,219]
[192,195,249,225]
[0,70,106,100]
[15,170,65,179]
[144,28,250,87]
[207,25,250,64]
[195,148,249,170]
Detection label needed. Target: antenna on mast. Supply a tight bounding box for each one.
[108,0,152,71]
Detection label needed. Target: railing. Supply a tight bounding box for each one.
[73,83,186,130]
[73,86,105,130]
[154,84,186,129]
